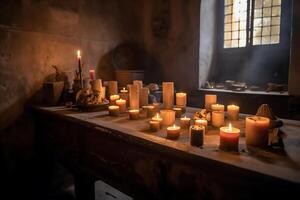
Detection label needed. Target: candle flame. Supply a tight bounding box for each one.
[228,123,232,131]
[173,124,177,128]
[123,87,125,90]
[77,50,81,59]
[184,115,187,119]
[155,113,160,118]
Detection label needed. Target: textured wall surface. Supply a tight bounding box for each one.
[0,0,143,198]
[142,0,200,92]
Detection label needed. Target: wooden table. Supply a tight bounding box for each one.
[32,106,300,200]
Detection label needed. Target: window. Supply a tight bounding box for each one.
[223,0,282,48]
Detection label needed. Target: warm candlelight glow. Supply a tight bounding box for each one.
[228,123,232,131]
[77,50,81,59]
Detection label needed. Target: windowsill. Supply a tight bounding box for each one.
[198,88,289,96]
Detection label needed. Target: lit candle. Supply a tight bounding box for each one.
[89,69,95,80]
[77,50,83,88]
[173,107,183,118]
[180,116,191,129]
[245,116,270,147]
[211,104,225,111]
[108,81,118,96]
[167,124,181,140]
[128,84,139,109]
[205,94,217,111]
[108,105,120,116]
[219,123,240,151]
[176,92,187,107]
[120,87,128,93]
[129,109,140,120]
[190,125,205,147]
[119,87,129,106]
[194,119,208,129]
[116,98,127,113]
[140,87,149,106]
[110,94,120,105]
[152,113,163,124]
[149,120,160,132]
[160,110,176,126]
[163,82,174,109]
[227,105,240,120]
[212,111,225,127]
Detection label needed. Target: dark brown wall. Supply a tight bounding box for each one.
[0,0,143,197]
[142,0,200,92]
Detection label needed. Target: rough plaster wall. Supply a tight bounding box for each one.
[0,0,143,187]
[142,0,200,92]
[199,0,217,88]
[289,1,300,96]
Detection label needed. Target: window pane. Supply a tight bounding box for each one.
[225,0,233,6]
[225,15,232,23]
[254,9,263,18]
[254,27,262,37]
[224,40,232,48]
[262,36,271,44]
[271,35,280,44]
[232,31,239,39]
[225,6,233,14]
[272,6,281,17]
[225,23,232,31]
[239,39,246,47]
[232,22,239,31]
[232,40,239,47]
[263,8,271,17]
[273,0,281,6]
[253,37,261,45]
[271,17,280,25]
[240,30,247,39]
[262,27,271,35]
[254,18,262,27]
[263,0,272,7]
[271,26,280,35]
[263,17,271,26]
[255,0,263,9]
[224,32,232,40]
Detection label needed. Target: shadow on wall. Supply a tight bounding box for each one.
[96,43,163,83]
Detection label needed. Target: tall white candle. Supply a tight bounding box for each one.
[163,82,174,109]
[128,84,139,109]
[176,92,187,107]
[140,87,149,106]
[212,111,225,127]
[160,110,175,126]
[205,94,217,111]
[108,81,118,96]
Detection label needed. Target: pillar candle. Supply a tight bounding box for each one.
[129,109,140,120]
[140,87,149,106]
[205,94,217,111]
[108,81,118,96]
[160,110,176,126]
[142,105,155,118]
[110,94,120,105]
[212,111,225,127]
[133,80,143,90]
[101,86,106,100]
[89,69,95,80]
[190,125,205,147]
[167,124,181,140]
[116,99,127,113]
[91,79,102,92]
[173,107,183,118]
[128,84,139,109]
[163,82,174,109]
[108,105,119,116]
[180,116,191,129]
[195,119,208,129]
[176,92,187,107]
[211,104,225,111]
[245,116,270,147]
[149,120,160,132]
[219,123,240,151]
[227,105,240,120]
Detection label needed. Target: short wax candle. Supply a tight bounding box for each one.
[108,105,120,116]
[160,110,176,126]
[129,109,140,120]
[212,111,225,127]
[167,124,181,140]
[120,87,128,93]
[227,105,240,120]
[119,87,129,107]
[173,107,183,118]
[89,69,95,80]
[152,113,163,124]
[116,98,127,113]
[110,94,120,105]
[205,94,217,111]
[176,92,187,107]
[219,123,240,151]
[211,104,225,111]
[149,120,160,132]
[142,105,155,117]
[180,116,191,129]
[190,125,205,147]
[245,116,270,147]
[194,119,208,129]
